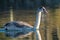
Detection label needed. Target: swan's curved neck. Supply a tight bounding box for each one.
[10,8,14,21]
[34,11,42,29]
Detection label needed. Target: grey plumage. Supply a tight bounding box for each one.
[4,21,33,38]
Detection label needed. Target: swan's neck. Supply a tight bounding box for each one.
[34,12,42,29]
[10,9,14,21]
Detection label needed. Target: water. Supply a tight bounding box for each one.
[0,28,5,32]
[0,9,60,40]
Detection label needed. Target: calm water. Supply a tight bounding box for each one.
[0,9,60,40]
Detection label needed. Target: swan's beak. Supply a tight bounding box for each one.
[42,7,48,14]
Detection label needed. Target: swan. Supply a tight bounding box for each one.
[0,7,47,40]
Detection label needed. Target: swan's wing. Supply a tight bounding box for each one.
[35,30,42,40]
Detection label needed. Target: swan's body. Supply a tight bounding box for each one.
[4,21,33,38]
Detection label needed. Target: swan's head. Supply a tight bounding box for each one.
[37,7,48,14]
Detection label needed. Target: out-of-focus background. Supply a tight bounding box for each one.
[0,0,60,40]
